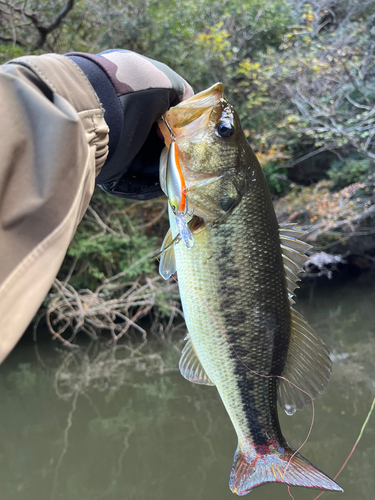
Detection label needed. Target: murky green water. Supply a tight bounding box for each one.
[0,282,374,500]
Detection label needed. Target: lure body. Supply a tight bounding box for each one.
[165,135,194,248]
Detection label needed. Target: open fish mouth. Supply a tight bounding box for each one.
[159,82,224,145]
[158,83,224,196]
[159,83,229,227]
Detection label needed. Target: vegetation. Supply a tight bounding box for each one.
[1,0,375,343]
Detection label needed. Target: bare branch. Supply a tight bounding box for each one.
[0,0,76,49]
[283,145,338,168]
[34,0,76,48]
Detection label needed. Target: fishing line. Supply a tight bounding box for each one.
[157,257,316,488]
[311,397,375,500]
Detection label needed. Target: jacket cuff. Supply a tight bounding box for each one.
[6,53,109,176]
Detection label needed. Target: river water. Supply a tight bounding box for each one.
[0,281,374,500]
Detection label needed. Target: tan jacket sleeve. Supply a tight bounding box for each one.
[0,54,109,363]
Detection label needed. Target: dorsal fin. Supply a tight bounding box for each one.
[279,224,312,298]
[278,308,332,414]
[279,223,302,229]
[281,245,309,270]
[159,228,177,280]
[279,236,312,254]
[278,224,330,414]
[179,335,215,386]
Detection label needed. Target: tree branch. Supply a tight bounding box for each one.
[0,0,76,48]
[283,145,337,168]
[34,0,76,48]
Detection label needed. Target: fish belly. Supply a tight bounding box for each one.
[175,225,248,440]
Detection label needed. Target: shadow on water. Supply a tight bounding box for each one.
[0,282,374,500]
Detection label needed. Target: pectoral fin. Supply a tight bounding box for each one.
[278,308,332,414]
[179,335,215,386]
[159,228,177,280]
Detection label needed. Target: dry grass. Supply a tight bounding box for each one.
[36,274,182,348]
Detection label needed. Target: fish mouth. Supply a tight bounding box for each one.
[159,83,224,145]
[168,82,224,127]
[159,83,227,220]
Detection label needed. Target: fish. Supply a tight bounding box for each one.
[157,83,343,495]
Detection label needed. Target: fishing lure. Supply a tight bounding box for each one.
[163,118,194,249]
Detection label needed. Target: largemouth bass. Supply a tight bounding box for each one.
[158,84,342,495]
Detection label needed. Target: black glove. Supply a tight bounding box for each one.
[67,49,193,200]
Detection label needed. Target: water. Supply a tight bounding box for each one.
[0,282,374,500]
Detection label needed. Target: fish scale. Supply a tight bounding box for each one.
[159,83,343,495]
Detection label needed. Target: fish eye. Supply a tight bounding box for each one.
[170,202,178,213]
[216,122,234,138]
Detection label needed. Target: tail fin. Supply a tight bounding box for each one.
[229,444,343,496]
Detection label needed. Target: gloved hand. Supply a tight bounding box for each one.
[67,49,194,200]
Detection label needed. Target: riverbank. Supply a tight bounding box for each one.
[273,177,375,278]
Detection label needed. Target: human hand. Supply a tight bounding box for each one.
[67,49,194,199]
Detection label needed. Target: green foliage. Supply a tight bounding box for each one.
[0,44,26,64]
[59,189,159,290]
[229,2,375,175]
[327,158,374,189]
[66,228,155,288]
[262,163,290,195]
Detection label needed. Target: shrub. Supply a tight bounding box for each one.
[327,158,374,189]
